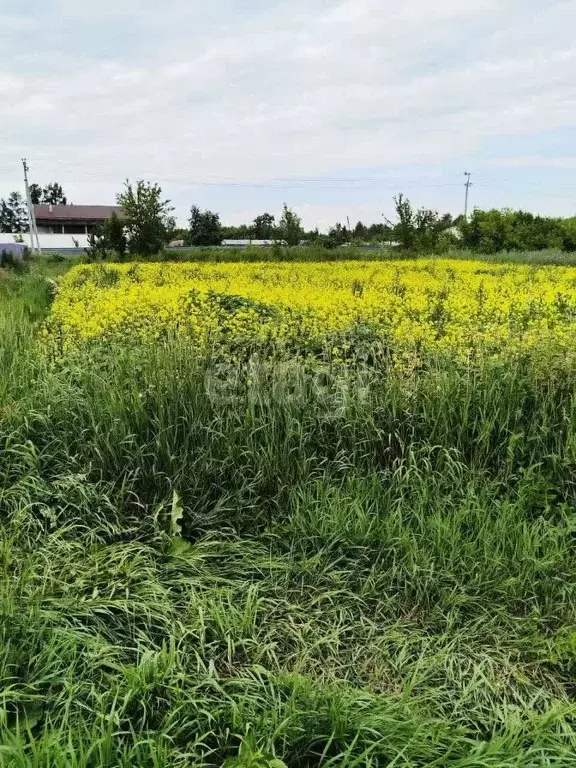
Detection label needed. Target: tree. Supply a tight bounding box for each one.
[42,183,67,205]
[29,182,68,205]
[561,220,576,253]
[314,233,338,249]
[461,209,516,253]
[353,221,368,241]
[252,213,275,239]
[0,201,12,233]
[278,204,302,247]
[29,184,42,205]
[459,208,565,253]
[327,222,349,247]
[84,230,109,261]
[390,194,451,253]
[392,194,417,250]
[170,227,188,242]
[117,180,174,256]
[104,212,127,259]
[84,213,127,261]
[0,192,28,233]
[187,206,222,246]
[221,224,251,240]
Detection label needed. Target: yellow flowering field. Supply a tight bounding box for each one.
[45,259,576,360]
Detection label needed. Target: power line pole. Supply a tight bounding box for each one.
[22,158,41,255]
[464,171,472,220]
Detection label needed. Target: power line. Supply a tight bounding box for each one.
[14,163,466,189]
[8,162,576,211]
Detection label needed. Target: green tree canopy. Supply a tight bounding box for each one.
[278,204,302,247]
[42,183,68,205]
[252,213,276,239]
[391,194,452,252]
[0,192,28,233]
[459,208,572,253]
[118,180,174,256]
[29,183,68,205]
[186,206,223,246]
[29,184,42,206]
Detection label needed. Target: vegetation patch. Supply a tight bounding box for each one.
[45,259,576,366]
[2,261,576,765]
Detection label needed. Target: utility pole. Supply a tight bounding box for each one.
[464,171,472,221]
[22,158,41,255]
[382,212,393,247]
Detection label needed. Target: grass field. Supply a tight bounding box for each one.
[146,245,576,267]
[2,258,576,766]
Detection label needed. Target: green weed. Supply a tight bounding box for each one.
[1,266,576,765]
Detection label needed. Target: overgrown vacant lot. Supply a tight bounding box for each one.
[2,259,576,766]
[48,259,576,361]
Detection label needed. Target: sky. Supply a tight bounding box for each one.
[2,0,576,231]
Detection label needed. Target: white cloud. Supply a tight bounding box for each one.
[0,14,39,32]
[0,73,23,93]
[489,156,576,169]
[1,0,576,224]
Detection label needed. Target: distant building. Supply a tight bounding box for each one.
[34,204,124,235]
[221,239,286,248]
[168,239,186,248]
[0,232,89,254]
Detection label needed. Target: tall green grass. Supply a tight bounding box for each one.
[142,245,576,266]
[44,242,576,266]
[451,247,576,266]
[1,268,576,766]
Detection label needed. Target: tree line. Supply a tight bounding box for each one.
[3,178,576,255]
[460,209,576,253]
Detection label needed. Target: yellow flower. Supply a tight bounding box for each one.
[44,259,576,363]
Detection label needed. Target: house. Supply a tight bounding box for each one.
[34,204,124,235]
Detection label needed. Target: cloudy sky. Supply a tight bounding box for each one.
[2,0,576,230]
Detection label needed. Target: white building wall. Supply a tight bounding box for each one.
[0,233,90,250]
